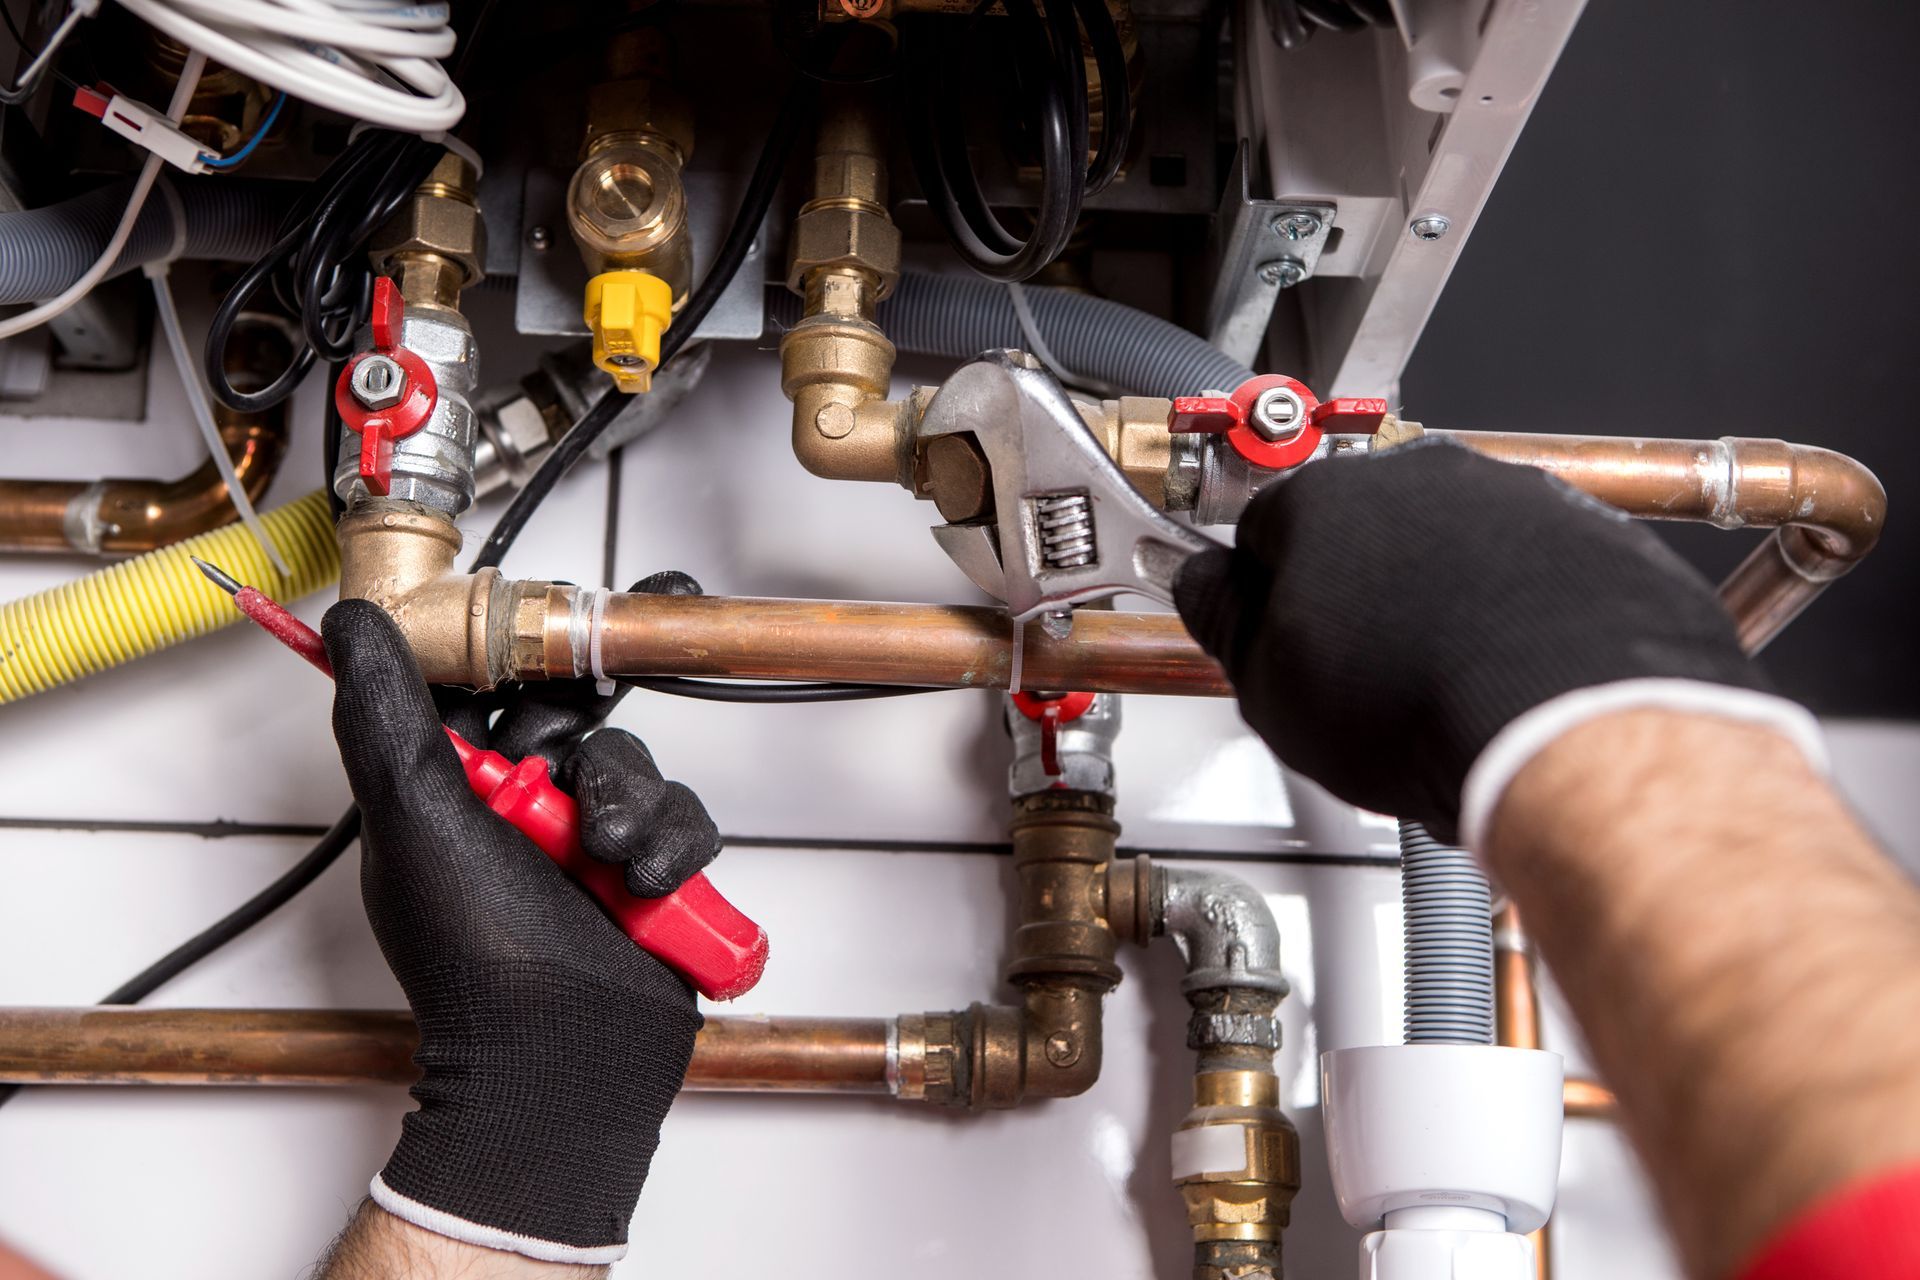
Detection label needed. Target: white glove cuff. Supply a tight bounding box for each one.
[370,1174,628,1266]
[1459,678,1829,853]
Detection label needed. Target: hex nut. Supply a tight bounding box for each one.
[925,433,994,523]
[369,187,487,288]
[350,354,407,410]
[787,205,901,296]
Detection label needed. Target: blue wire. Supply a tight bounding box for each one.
[202,92,285,170]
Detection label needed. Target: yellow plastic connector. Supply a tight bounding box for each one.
[584,269,674,393]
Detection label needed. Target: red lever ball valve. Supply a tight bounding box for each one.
[334,278,439,497]
[1169,374,1387,470]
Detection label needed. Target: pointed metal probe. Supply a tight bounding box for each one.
[190,555,243,597]
[192,555,333,675]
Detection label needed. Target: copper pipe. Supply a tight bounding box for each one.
[1445,432,1885,652]
[592,593,1231,696]
[1492,904,1551,1280]
[0,1008,894,1094]
[1563,1076,1617,1120]
[0,320,293,556]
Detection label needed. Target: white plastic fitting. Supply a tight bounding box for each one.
[1322,1044,1564,1280]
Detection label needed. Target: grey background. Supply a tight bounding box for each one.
[1403,0,1918,718]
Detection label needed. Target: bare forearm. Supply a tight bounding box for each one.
[316,1203,607,1280]
[1487,710,1920,1278]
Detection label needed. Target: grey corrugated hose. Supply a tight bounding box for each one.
[766,272,1256,397]
[1399,819,1497,1045]
[0,177,291,305]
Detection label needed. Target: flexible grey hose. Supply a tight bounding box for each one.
[766,272,1255,397]
[1400,819,1496,1045]
[0,177,292,305]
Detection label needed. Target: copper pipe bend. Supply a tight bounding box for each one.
[0,318,293,556]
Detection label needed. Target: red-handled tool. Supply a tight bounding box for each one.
[190,556,770,1002]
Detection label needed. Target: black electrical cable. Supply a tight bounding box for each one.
[0,2,75,106]
[468,74,818,575]
[621,676,943,703]
[902,0,1129,282]
[202,130,446,413]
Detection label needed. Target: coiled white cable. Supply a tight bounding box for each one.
[112,0,465,133]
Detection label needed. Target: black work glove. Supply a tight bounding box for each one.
[323,581,720,1264]
[1174,441,1817,846]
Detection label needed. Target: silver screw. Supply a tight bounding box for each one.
[1250,387,1306,442]
[1257,257,1306,288]
[1039,609,1074,641]
[349,354,407,411]
[1271,211,1321,241]
[526,225,552,252]
[608,353,645,369]
[1409,214,1451,241]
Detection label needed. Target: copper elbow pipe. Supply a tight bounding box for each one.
[0,320,292,556]
[1445,432,1886,652]
[0,1008,897,1094]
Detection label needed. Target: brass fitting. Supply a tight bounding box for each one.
[1084,396,1178,508]
[914,793,1124,1108]
[1177,1069,1301,1279]
[369,152,486,312]
[569,73,694,393]
[335,502,501,688]
[781,86,908,484]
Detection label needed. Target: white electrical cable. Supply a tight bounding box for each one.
[112,0,465,132]
[0,50,206,342]
[10,0,97,91]
[145,265,293,577]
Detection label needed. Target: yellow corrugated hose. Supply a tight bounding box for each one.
[0,489,338,705]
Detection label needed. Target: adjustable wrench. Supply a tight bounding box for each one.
[917,350,1224,627]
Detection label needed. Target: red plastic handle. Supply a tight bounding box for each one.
[445,729,769,1001]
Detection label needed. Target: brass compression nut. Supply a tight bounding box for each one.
[1175,1070,1301,1245]
[787,203,902,298]
[369,152,486,293]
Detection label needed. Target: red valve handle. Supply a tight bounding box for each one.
[1168,375,1388,470]
[334,278,440,497]
[1011,690,1096,780]
[447,731,770,1002]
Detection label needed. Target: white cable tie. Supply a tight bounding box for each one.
[1005,282,1119,397]
[588,587,614,696]
[146,266,292,577]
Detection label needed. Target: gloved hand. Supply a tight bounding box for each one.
[1174,440,1822,847]
[323,583,719,1266]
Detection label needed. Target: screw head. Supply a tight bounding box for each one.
[1257,257,1306,288]
[1043,1031,1082,1067]
[1409,214,1452,241]
[1272,211,1321,241]
[526,225,552,252]
[1039,609,1074,641]
[1250,387,1306,442]
[839,0,883,16]
[349,354,407,411]
[607,353,646,369]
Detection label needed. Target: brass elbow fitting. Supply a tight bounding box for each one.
[781,86,907,484]
[335,502,501,688]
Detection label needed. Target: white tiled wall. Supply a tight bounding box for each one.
[1,296,1914,1278]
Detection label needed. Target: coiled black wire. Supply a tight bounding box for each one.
[903,0,1130,281]
[202,130,447,413]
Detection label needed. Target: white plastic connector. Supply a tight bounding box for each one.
[1322,1045,1564,1280]
[74,85,211,173]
